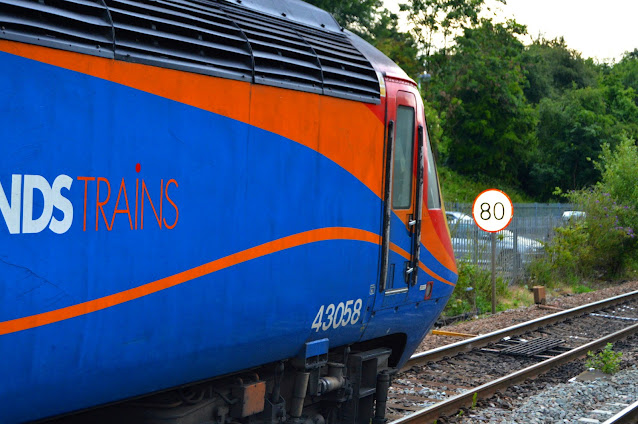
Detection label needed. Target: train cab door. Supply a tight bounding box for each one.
[378,84,425,305]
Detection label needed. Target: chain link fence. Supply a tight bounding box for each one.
[444,202,576,282]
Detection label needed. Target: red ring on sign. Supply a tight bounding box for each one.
[471,189,514,233]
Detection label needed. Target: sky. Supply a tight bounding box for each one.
[383,0,638,63]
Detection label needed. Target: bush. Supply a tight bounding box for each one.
[443,261,508,316]
[529,135,638,283]
[567,187,635,275]
[597,135,638,211]
[542,219,593,283]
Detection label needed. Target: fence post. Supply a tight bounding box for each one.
[473,225,478,267]
[512,220,519,282]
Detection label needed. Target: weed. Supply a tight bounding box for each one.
[498,286,534,311]
[471,392,478,409]
[443,261,507,316]
[586,343,622,374]
[571,283,592,294]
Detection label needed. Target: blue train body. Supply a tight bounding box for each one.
[0,1,457,422]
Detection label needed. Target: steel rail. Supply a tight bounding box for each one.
[392,321,638,424]
[603,399,638,424]
[404,289,638,369]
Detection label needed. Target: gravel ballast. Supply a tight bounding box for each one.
[408,280,638,424]
[454,366,638,423]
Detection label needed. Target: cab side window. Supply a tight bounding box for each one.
[426,138,441,209]
[392,106,415,209]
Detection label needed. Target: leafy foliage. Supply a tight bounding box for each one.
[525,48,638,200]
[527,87,613,199]
[530,136,638,284]
[303,0,381,40]
[564,189,632,275]
[400,0,503,58]
[607,49,638,103]
[596,136,638,210]
[521,38,598,103]
[443,261,508,316]
[438,166,531,203]
[368,10,425,78]
[586,343,623,374]
[427,20,536,184]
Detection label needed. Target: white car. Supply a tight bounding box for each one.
[562,210,586,223]
[446,211,543,267]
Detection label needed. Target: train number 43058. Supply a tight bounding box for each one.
[311,299,363,332]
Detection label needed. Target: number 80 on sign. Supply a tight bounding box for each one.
[472,189,514,232]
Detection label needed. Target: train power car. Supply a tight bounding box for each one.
[0,0,458,423]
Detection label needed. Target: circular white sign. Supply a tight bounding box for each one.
[472,189,514,232]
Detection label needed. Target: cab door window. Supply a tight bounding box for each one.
[392,105,415,209]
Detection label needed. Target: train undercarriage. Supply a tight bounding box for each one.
[53,339,403,424]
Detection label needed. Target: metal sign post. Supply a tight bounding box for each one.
[472,189,514,315]
[492,233,496,314]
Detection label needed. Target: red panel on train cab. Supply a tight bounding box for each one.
[429,209,456,267]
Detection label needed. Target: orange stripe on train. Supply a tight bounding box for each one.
[0,227,455,336]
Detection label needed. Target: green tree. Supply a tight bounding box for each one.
[608,49,638,103]
[303,0,381,41]
[522,38,598,104]
[305,2,425,79]
[400,0,504,58]
[530,136,638,283]
[527,88,611,198]
[596,135,638,213]
[602,76,638,142]
[527,71,638,200]
[427,19,536,184]
[602,51,638,141]
[369,10,425,79]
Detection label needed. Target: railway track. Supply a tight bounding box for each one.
[603,398,638,423]
[388,289,638,424]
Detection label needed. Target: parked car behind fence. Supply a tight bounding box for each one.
[445,203,575,281]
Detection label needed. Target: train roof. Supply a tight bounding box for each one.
[223,0,341,33]
[0,0,416,104]
[222,0,412,84]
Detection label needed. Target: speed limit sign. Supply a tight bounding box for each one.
[472,189,514,232]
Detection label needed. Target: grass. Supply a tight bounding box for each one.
[571,283,593,294]
[442,280,568,317]
[441,268,629,318]
[438,166,532,203]
[497,285,535,310]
